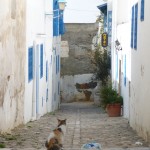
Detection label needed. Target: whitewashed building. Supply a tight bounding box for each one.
[107,0,150,142]
[0,0,26,132]
[0,0,65,132]
[130,0,150,142]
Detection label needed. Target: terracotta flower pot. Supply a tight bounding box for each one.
[106,103,121,117]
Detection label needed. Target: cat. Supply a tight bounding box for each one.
[45,119,67,150]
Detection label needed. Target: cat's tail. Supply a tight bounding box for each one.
[45,138,62,150]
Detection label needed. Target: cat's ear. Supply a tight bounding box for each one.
[64,119,67,123]
[57,118,61,122]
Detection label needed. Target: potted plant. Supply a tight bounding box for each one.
[100,85,123,117]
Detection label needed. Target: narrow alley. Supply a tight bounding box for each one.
[0,102,149,150]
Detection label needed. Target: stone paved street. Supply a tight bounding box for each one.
[0,102,150,150]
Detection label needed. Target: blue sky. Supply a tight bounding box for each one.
[64,0,104,23]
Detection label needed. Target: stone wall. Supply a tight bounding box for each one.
[61,23,99,103]
[61,23,98,76]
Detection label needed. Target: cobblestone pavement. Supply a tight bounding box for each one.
[0,102,150,150]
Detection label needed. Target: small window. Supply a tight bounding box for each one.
[140,0,144,21]
[28,47,33,82]
[131,3,138,50]
[40,44,43,78]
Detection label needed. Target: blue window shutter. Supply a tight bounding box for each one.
[124,55,126,86]
[59,10,65,35]
[28,47,33,82]
[131,6,134,48]
[140,0,144,21]
[46,61,48,82]
[40,44,43,78]
[53,0,59,36]
[134,3,138,49]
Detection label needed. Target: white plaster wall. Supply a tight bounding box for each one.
[0,0,26,132]
[111,0,118,85]
[117,0,131,24]
[52,36,61,111]
[60,74,96,102]
[111,0,131,119]
[130,0,150,142]
[45,0,53,113]
[24,0,53,123]
[117,23,131,118]
[111,0,150,142]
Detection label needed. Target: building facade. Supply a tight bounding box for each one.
[0,0,26,132]
[0,0,64,132]
[105,0,150,142]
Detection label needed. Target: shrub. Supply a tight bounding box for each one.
[94,48,111,86]
[100,85,123,108]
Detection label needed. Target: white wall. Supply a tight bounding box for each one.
[45,0,53,113]
[130,0,150,142]
[111,0,131,118]
[111,0,150,142]
[60,74,96,102]
[111,0,117,84]
[117,0,131,24]
[0,0,26,132]
[0,0,57,132]
[117,23,131,118]
[52,36,61,111]
[24,0,53,123]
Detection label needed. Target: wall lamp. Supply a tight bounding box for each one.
[58,0,67,11]
[115,39,122,51]
[45,0,67,16]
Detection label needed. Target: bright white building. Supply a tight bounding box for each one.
[0,0,65,132]
[24,0,54,123]
[108,0,150,142]
[130,0,150,142]
[108,0,131,119]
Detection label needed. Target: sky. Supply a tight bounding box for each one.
[64,0,105,23]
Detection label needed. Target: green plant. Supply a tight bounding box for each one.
[93,14,111,86]
[0,143,6,148]
[100,85,123,108]
[94,48,111,86]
